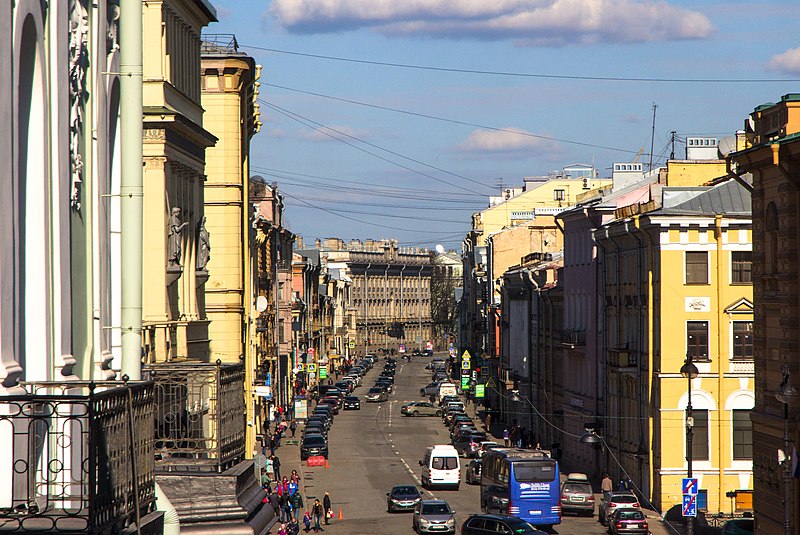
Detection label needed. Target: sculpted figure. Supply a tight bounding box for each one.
[167,207,189,267]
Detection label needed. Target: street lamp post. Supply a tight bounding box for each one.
[680,354,699,535]
[775,365,798,535]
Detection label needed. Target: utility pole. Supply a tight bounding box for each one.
[670,130,676,160]
[648,103,657,173]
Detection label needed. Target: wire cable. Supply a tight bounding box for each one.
[241,44,800,84]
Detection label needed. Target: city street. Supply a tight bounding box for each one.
[274,354,675,535]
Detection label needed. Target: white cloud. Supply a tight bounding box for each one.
[455,127,561,158]
[268,0,714,45]
[768,47,800,75]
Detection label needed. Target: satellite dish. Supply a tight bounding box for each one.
[717,136,736,157]
[435,244,445,254]
[256,295,268,312]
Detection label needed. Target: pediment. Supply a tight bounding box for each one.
[725,297,753,315]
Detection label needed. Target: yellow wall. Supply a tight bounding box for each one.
[665,160,727,187]
[656,222,753,513]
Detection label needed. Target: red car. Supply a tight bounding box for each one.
[321,396,340,414]
[608,509,648,535]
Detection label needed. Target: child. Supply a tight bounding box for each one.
[303,511,311,533]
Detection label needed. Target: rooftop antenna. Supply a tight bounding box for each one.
[670,131,676,160]
[648,103,657,173]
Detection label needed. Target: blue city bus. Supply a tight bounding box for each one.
[480,448,561,528]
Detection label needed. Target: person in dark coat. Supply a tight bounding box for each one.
[269,491,280,516]
[271,454,282,481]
[322,492,332,525]
[311,499,324,532]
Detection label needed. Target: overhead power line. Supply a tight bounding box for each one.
[261,100,494,194]
[241,44,800,83]
[283,200,469,224]
[264,82,642,156]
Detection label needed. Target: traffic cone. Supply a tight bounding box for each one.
[338,508,343,520]
[325,459,329,469]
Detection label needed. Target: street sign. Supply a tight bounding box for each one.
[461,350,472,360]
[308,348,315,356]
[475,384,485,398]
[461,359,471,370]
[426,341,433,351]
[485,377,496,388]
[682,494,697,517]
[348,340,355,349]
[449,348,455,357]
[682,478,698,495]
[297,363,304,371]
[307,363,317,373]
[319,367,328,380]
[461,376,470,389]
[399,344,406,353]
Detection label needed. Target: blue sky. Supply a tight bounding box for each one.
[207,0,800,250]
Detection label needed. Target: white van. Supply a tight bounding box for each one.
[419,445,460,490]
[436,382,458,404]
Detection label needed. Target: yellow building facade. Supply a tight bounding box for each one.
[141,0,217,362]
[597,179,754,515]
[201,36,262,452]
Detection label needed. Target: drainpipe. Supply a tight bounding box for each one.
[155,482,180,535]
[604,227,624,480]
[120,0,143,380]
[714,215,725,512]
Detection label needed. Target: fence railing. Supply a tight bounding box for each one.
[0,380,156,533]
[144,361,246,472]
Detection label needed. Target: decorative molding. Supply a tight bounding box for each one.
[68,0,90,211]
[144,128,166,141]
[106,0,120,57]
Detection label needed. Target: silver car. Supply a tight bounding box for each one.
[412,499,456,534]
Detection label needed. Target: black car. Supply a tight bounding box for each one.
[461,514,545,535]
[386,485,423,513]
[299,434,328,460]
[303,423,327,438]
[342,396,361,410]
[306,415,330,431]
[422,349,434,357]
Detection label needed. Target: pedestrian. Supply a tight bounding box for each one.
[322,491,332,525]
[485,413,492,434]
[288,478,298,496]
[281,494,293,522]
[290,490,304,520]
[288,517,300,535]
[601,473,613,493]
[269,491,280,517]
[617,477,627,491]
[269,434,277,455]
[277,523,287,535]
[290,419,298,438]
[303,511,312,533]
[291,469,301,482]
[311,498,324,532]
[503,428,510,447]
[272,454,282,482]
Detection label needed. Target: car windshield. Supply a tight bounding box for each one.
[346,396,358,401]
[619,511,645,520]
[368,388,382,393]
[392,486,419,496]
[421,503,451,515]
[513,461,557,482]
[432,456,458,470]
[563,483,592,494]
[303,437,325,445]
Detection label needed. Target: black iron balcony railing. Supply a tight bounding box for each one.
[0,380,156,534]
[144,361,245,473]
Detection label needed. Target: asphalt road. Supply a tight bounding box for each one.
[275,354,673,535]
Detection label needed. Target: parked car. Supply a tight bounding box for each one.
[443,409,467,426]
[465,459,482,484]
[320,397,340,413]
[386,485,422,513]
[422,349,434,357]
[342,396,361,410]
[299,434,328,460]
[420,381,442,396]
[461,514,545,535]
[365,387,389,402]
[401,402,442,417]
[478,441,499,457]
[599,492,640,526]
[560,478,595,516]
[303,423,327,438]
[722,517,754,535]
[306,415,330,431]
[412,500,456,534]
[439,395,460,407]
[608,508,648,535]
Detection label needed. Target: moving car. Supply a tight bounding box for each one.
[608,509,648,535]
[342,396,361,410]
[299,434,328,460]
[460,514,545,535]
[419,445,460,490]
[452,431,488,457]
[599,492,640,526]
[465,459,482,484]
[386,485,423,513]
[365,387,389,402]
[401,402,442,417]
[560,478,595,516]
[422,349,434,357]
[420,381,442,397]
[412,500,456,534]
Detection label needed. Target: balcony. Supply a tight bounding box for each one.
[561,330,586,349]
[0,380,157,533]
[144,361,246,473]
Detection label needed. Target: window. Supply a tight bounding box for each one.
[732,321,753,360]
[732,409,753,460]
[689,409,709,461]
[731,251,752,284]
[554,189,565,201]
[687,321,709,360]
[686,251,709,284]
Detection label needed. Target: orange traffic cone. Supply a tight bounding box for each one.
[338,508,343,520]
[325,459,329,469]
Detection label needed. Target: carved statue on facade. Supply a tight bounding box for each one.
[69,0,89,211]
[196,216,211,271]
[167,207,189,267]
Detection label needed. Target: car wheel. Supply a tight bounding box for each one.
[435,411,442,417]
[412,411,419,416]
